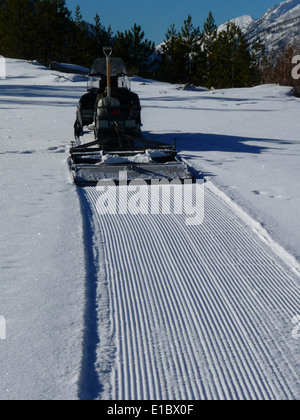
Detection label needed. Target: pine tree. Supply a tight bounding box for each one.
[114,31,127,59]
[251,40,265,84]
[197,11,217,86]
[159,23,182,83]
[93,13,105,52]
[203,10,217,36]
[0,0,36,59]
[207,22,258,89]
[233,26,254,86]
[90,13,113,59]
[114,24,155,76]
[178,15,201,83]
[69,4,93,65]
[35,0,72,65]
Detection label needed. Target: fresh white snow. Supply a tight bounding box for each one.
[1,59,300,400]
[137,81,300,262]
[0,59,86,400]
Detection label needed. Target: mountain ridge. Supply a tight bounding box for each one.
[220,0,300,53]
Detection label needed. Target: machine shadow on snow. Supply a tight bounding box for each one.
[144,131,293,156]
[0,84,84,106]
[141,95,252,103]
[142,131,294,181]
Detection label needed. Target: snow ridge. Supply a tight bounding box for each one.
[218,15,254,33]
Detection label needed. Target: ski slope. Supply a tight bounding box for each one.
[78,182,300,400]
[1,59,300,400]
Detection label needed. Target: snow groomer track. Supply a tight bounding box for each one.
[79,180,300,400]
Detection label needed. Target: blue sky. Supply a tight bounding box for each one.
[65,0,280,45]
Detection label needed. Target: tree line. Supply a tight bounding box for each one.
[157,12,262,88]
[0,0,110,67]
[0,0,297,90]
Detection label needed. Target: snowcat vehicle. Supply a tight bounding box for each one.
[69,47,193,185]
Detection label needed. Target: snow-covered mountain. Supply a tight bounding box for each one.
[246,0,300,52]
[220,0,300,53]
[218,15,254,34]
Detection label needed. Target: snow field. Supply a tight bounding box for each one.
[1,59,300,399]
[0,60,86,399]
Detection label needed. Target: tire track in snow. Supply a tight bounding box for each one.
[79,181,300,400]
